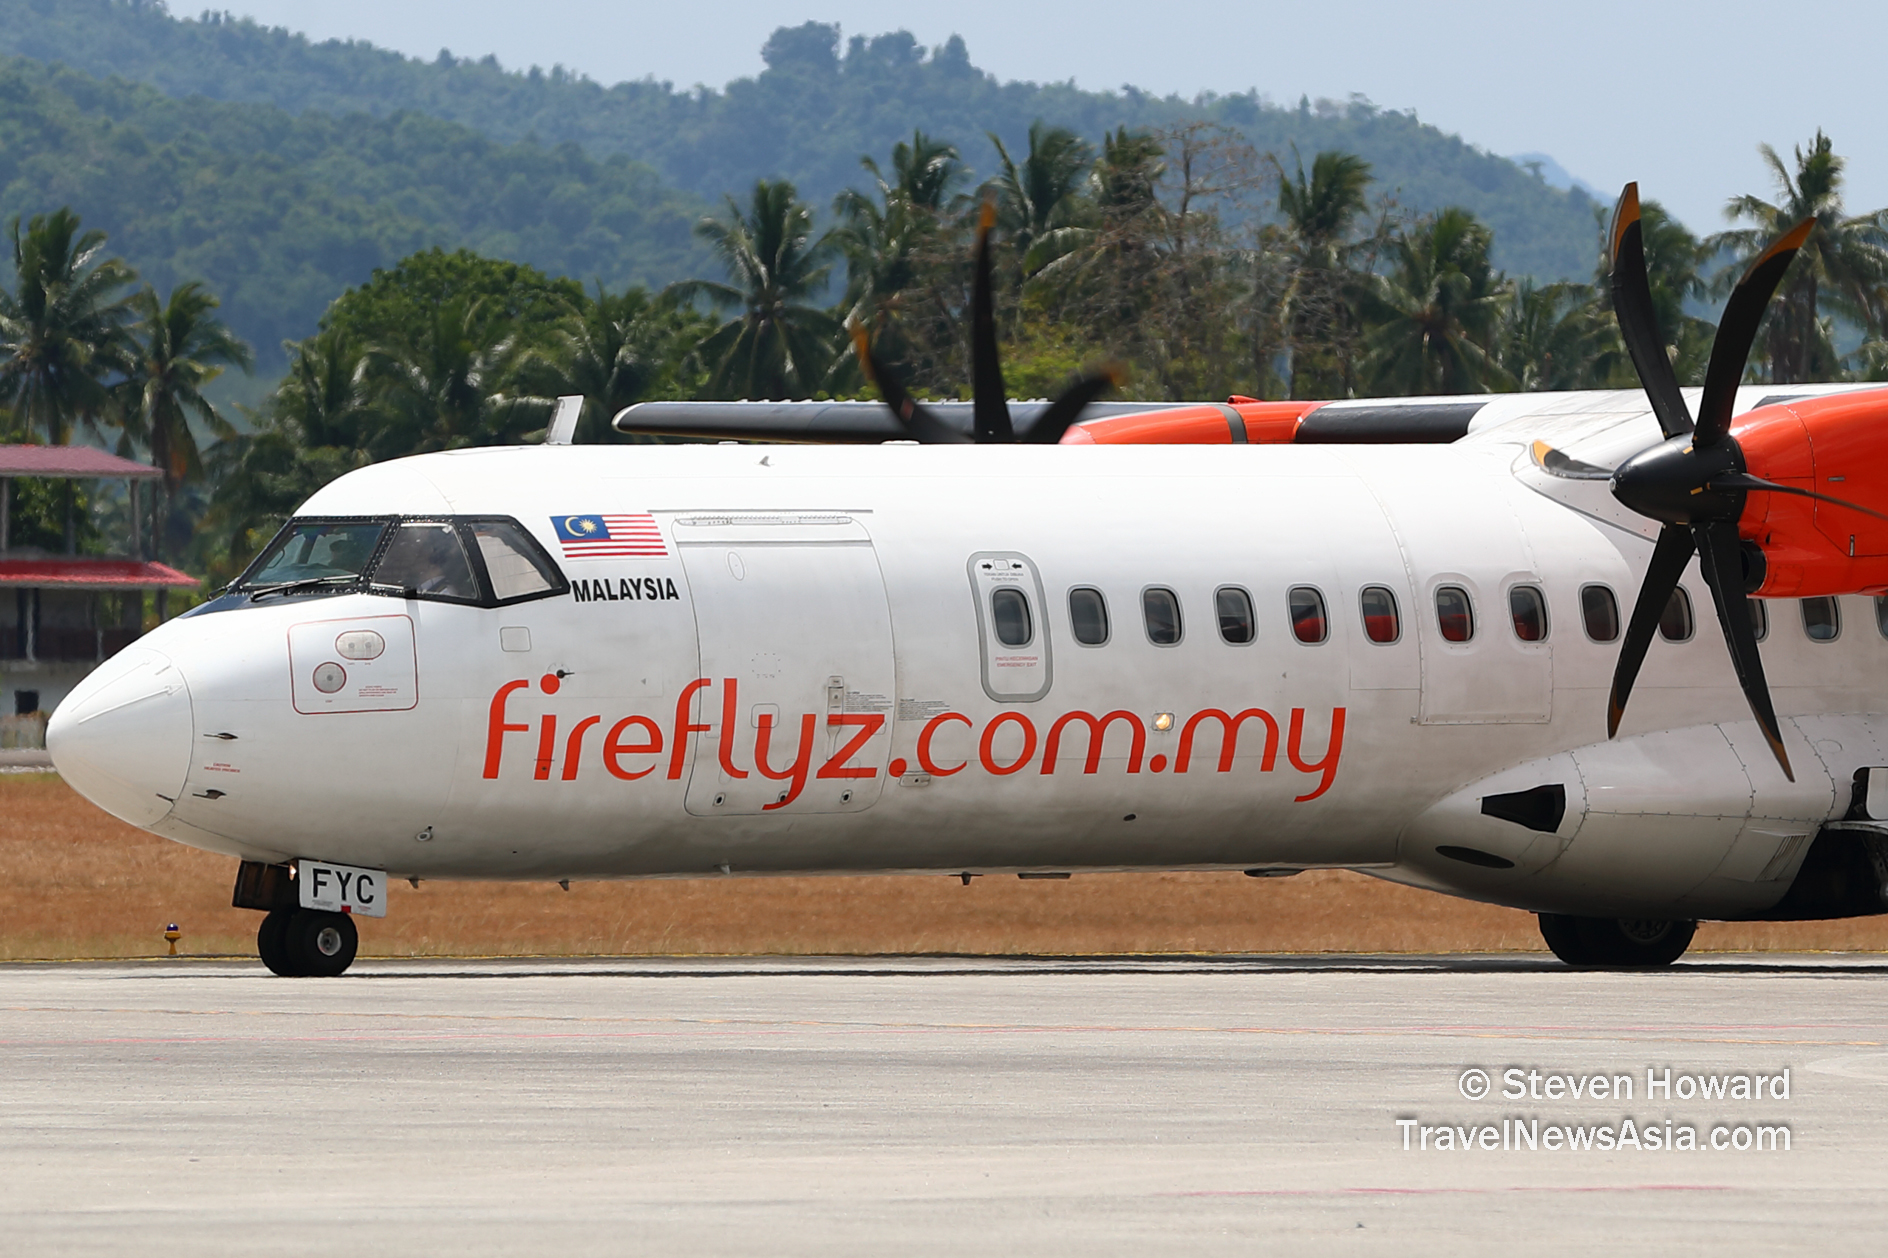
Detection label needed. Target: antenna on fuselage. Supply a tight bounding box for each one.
[545,395,583,445]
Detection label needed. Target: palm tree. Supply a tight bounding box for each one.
[366,298,543,455]
[517,283,672,442]
[1712,131,1888,382]
[1501,280,1623,392]
[116,282,252,561]
[1272,150,1375,398]
[987,122,1096,274]
[1360,207,1512,396]
[833,132,965,351]
[670,180,838,400]
[0,208,136,444]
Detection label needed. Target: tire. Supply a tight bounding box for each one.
[257,909,299,976]
[1536,913,1593,965]
[1576,917,1696,968]
[284,909,359,977]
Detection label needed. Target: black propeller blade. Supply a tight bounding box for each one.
[852,195,1119,444]
[1603,182,1816,779]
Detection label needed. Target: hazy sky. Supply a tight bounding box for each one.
[228,0,1888,231]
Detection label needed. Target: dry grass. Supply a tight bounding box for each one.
[3,772,1886,959]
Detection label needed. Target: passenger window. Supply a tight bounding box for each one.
[1802,596,1841,642]
[1580,584,1620,643]
[1288,586,1327,644]
[1068,587,1109,646]
[1750,599,1769,643]
[1509,585,1548,642]
[1435,586,1474,643]
[1659,587,1694,642]
[1142,587,1182,645]
[992,587,1034,647]
[1359,586,1400,644]
[1216,586,1255,644]
[372,521,480,601]
[467,518,563,602]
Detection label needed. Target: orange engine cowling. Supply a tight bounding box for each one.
[1734,388,1888,597]
[1060,398,1323,445]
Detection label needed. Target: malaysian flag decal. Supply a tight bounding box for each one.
[551,514,668,560]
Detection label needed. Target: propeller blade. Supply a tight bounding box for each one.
[1706,471,1888,522]
[1607,523,1696,738]
[1608,183,1694,442]
[970,198,1014,443]
[1530,440,1614,481]
[1693,519,1794,780]
[1021,365,1125,444]
[849,320,971,445]
[1694,217,1817,448]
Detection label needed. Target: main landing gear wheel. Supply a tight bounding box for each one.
[1538,914,1696,968]
[259,909,359,977]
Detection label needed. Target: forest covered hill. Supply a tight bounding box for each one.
[0,55,705,373]
[0,1,1605,281]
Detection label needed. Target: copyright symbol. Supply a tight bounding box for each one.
[1458,1068,1491,1099]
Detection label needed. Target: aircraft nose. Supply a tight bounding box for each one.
[47,646,193,828]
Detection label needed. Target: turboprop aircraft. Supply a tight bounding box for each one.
[45,187,1888,976]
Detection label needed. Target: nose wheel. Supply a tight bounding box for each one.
[257,908,359,976]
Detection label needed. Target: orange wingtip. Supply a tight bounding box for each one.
[1608,182,1641,259]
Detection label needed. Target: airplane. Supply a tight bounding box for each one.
[44,185,1888,977]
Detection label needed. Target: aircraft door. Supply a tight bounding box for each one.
[675,514,896,815]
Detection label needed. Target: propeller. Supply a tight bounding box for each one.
[851,198,1121,445]
[1603,182,1819,779]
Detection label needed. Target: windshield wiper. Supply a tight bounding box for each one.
[243,574,361,601]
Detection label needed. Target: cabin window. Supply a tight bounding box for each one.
[1142,587,1183,646]
[1802,596,1841,642]
[1509,585,1548,642]
[1435,586,1474,643]
[372,521,481,602]
[1359,586,1400,644]
[1750,599,1769,643]
[467,518,563,603]
[992,587,1034,647]
[1580,584,1620,643]
[1659,587,1694,642]
[1288,586,1327,644]
[1068,587,1109,646]
[1215,586,1255,644]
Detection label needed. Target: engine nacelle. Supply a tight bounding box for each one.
[1734,388,1888,597]
[1059,397,1318,445]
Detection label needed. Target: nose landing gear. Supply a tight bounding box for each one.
[234,860,365,976]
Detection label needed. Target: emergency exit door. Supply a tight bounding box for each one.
[674,514,896,815]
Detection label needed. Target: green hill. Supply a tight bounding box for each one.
[0,54,705,374]
[0,3,1603,281]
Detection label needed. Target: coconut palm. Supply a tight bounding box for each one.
[987,123,1095,275]
[1501,280,1623,392]
[514,284,679,442]
[1711,132,1888,382]
[116,282,252,561]
[1272,150,1375,398]
[670,180,838,400]
[833,133,964,342]
[0,208,136,445]
[365,298,543,455]
[1360,207,1512,395]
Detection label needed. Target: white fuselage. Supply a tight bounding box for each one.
[49,408,1888,921]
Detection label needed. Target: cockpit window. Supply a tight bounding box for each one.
[371,521,481,602]
[467,518,562,602]
[242,520,388,590]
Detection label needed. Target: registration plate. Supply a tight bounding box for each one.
[297,860,388,917]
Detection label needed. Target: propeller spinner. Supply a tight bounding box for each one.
[1603,183,1818,779]
[851,199,1121,446]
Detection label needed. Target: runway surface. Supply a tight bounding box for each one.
[4,954,1886,1254]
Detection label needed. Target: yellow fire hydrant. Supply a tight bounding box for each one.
[164,923,181,956]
